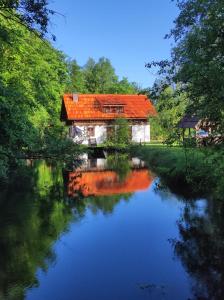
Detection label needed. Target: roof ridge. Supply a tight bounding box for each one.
[64,94,147,97]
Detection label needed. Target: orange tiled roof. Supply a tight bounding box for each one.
[62,94,157,120]
[68,169,153,197]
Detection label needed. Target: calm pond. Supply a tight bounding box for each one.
[0,153,223,300]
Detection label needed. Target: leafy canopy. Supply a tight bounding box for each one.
[66,57,140,94]
[149,84,188,143]
[0,0,54,37]
[146,0,224,130]
[0,12,68,177]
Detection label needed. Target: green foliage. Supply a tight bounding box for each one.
[146,0,224,131]
[66,57,139,94]
[0,12,70,178]
[114,118,130,145]
[84,57,118,93]
[131,145,224,200]
[105,118,131,148]
[108,77,139,94]
[0,0,53,37]
[149,85,188,143]
[66,59,87,93]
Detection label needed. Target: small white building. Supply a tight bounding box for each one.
[61,94,157,145]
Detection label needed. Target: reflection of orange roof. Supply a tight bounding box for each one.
[62,94,157,121]
[68,169,153,197]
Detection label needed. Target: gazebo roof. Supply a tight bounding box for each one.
[178,115,200,129]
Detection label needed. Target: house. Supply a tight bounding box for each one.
[61,94,157,145]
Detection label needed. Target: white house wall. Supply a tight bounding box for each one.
[71,123,150,144]
[95,126,107,144]
[132,125,150,143]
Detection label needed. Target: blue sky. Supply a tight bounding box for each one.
[49,0,179,88]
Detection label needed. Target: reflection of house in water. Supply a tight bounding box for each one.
[66,158,153,197]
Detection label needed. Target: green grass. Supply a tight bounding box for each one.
[130,145,224,200]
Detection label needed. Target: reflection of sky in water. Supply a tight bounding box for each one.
[193,199,207,217]
[28,184,192,300]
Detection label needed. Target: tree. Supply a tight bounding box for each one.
[149,84,188,143]
[67,57,140,95]
[0,0,54,37]
[108,77,139,94]
[66,59,87,93]
[0,12,68,178]
[83,57,118,93]
[146,0,224,131]
[115,118,130,145]
[106,117,130,147]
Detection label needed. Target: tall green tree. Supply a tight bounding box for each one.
[149,84,187,142]
[66,57,140,94]
[108,77,139,94]
[83,57,118,93]
[66,59,86,93]
[0,12,68,177]
[146,0,224,131]
[67,57,140,95]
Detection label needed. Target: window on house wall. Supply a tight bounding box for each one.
[117,106,124,113]
[111,107,117,113]
[87,127,95,137]
[102,106,124,113]
[103,106,111,113]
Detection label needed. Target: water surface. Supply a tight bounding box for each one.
[0,154,223,299]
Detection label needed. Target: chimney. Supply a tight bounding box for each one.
[72,93,79,103]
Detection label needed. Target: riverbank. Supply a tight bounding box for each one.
[130,145,224,200]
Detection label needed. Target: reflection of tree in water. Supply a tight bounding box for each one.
[0,161,78,300]
[0,160,131,299]
[82,193,132,215]
[106,153,131,182]
[171,199,224,300]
